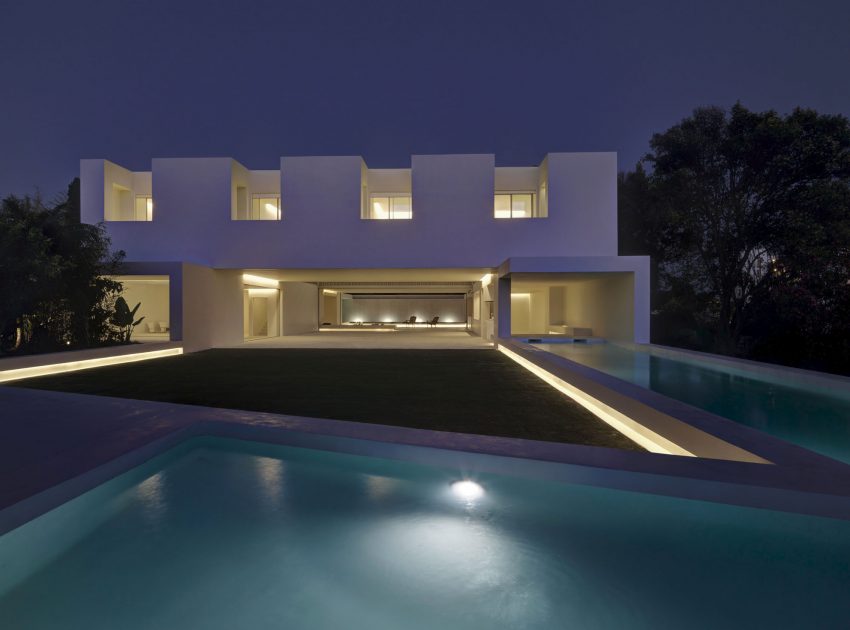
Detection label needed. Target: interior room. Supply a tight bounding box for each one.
[113,276,170,341]
[510,272,635,341]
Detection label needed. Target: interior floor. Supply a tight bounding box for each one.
[225,330,492,350]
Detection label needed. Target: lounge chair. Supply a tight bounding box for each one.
[404,316,417,325]
[428,316,439,327]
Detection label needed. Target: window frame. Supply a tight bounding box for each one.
[494,191,537,219]
[247,193,282,221]
[134,195,153,221]
[366,193,412,220]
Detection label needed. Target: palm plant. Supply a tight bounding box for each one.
[111,297,144,343]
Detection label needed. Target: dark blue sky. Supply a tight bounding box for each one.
[2,0,848,198]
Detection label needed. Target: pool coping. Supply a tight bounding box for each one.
[3,385,850,536]
[628,342,850,396]
[500,338,849,468]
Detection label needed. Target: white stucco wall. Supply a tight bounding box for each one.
[181,264,243,352]
[82,152,619,269]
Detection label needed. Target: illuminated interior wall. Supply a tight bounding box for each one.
[364,168,412,219]
[281,282,319,334]
[232,162,281,220]
[510,289,548,334]
[101,162,152,221]
[243,288,280,338]
[470,276,495,339]
[320,292,340,325]
[510,273,635,340]
[494,166,545,218]
[341,295,466,324]
[114,276,170,338]
[562,274,634,341]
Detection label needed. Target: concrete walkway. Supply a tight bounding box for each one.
[228,330,493,350]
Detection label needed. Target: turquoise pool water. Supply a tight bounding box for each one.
[535,343,850,463]
[1,438,849,629]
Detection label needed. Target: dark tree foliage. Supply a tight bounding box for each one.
[0,179,126,354]
[620,104,850,373]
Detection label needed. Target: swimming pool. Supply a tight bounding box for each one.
[533,342,850,464]
[1,437,849,629]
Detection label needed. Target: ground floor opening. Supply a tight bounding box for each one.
[508,272,636,341]
[110,259,648,351]
[112,275,171,342]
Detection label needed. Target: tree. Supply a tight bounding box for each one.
[620,104,850,369]
[0,179,126,354]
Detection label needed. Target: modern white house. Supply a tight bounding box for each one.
[79,153,649,351]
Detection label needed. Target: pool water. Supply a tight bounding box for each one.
[536,343,850,464]
[1,438,849,629]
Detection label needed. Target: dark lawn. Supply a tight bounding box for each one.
[11,349,641,450]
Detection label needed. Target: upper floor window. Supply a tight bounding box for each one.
[106,184,153,221]
[494,192,536,219]
[234,188,281,220]
[251,194,281,220]
[135,195,153,221]
[367,194,412,220]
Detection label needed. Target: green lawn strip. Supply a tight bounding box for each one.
[12,349,641,451]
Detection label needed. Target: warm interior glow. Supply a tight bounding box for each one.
[369,194,412,220]
[494,192,535,219]
[0,347,183,384]
[242,274,279,288]
[246,194,281,221]
[451,480,484,501]
[246,288,279,297]
[319,327,395,332]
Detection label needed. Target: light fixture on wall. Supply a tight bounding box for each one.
[480,273,492,286]
[242,273,279,288]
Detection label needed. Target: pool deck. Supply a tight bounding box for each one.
[4,381,850,534]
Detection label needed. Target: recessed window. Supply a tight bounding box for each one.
[367,194,412,220]
[494,192,536,219]
[134,196,153,221]
[106,184,152,221]
[250,194,281,220]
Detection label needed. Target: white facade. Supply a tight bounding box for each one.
[80,153,649,350]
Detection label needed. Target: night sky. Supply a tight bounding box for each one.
[2,0,848,199]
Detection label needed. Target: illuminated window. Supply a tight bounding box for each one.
[107,185,152,221]
[134,196,153,221]
[494,193,536,219]
[244,194,281,220]
[367,194,412,220]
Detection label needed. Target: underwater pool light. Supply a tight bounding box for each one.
[451,480,484,501]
